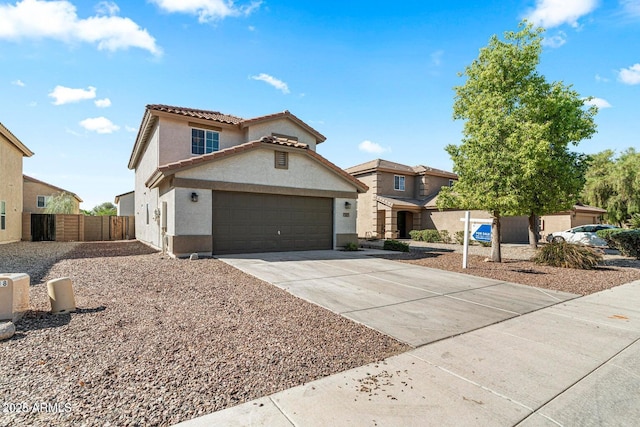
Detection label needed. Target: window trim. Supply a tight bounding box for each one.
[36,195,50,208]
[191,128,220,156]
[274,151,289,169]
[394,175,405,191]
[0,200,6,230]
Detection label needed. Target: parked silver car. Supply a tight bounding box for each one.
[546,224,617,247]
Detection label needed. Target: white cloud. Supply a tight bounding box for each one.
[79,117,119,134]
[95,1,119,16]
[0,0,161,56]
[12,79,25,86]
[595,74,610,83]
[95,98,111,108]
[525,0,598,28]
[542,31,566,48]
[619,63,640,84]
[358,140,390,154]
[250,73,289,94]
[151,0,261,23]
[125,125,137,133]
[49,85,96,105]
[584,97,612,108]
[620,0,640,17]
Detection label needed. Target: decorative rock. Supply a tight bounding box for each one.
[189,253,199,260]
[0,321,15,340]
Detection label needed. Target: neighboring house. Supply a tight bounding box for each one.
[540,203,607,240]
[23,175,82,214]
[346,159,529,243]
[345,159,458,239]
[128,104,367,257]
[0,123,34,243]
[114,191,135,216]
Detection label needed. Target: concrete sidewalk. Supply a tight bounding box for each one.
[177,250,640,426]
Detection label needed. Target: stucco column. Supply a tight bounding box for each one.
[385,208,397,239]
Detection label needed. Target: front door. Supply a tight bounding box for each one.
[397,211,407,239]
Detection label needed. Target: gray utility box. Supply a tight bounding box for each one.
[0,273,30,322]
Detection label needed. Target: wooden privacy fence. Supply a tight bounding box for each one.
[22,213,135,242]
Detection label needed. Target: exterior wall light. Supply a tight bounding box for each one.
[191,192,198,202]
[344,201,352,209]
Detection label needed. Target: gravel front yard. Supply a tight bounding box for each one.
[375,242,640,295]
[1,241,408,427]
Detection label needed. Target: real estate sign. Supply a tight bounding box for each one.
[471,224,492,242]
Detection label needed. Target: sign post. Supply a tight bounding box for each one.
[460,213,493,269]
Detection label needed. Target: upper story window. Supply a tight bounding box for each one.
[191,128,219,155]
[394,175,405,191]
[449,179,455,188]
[37,195,50,208]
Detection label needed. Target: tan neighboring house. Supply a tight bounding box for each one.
[0,123,34,243]
[23,175,82,214]
[540,203,607,239]
[128,104,367,257]
[114,191,135,216]
[346,159,529,243]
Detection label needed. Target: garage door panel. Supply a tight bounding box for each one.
[212,191,333,255]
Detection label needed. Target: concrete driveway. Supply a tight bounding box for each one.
[219,249,577,347]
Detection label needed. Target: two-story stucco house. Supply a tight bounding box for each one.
[23,175,82,214]
[345,159,458,239]
[0,123,33,243]
[347,158,530,243]
[128,104,367,257]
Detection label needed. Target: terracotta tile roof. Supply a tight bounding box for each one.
[23,175,83,202]
[240,110,326,143]
[572,204,606,214]
[148,136,368,193]
[346,158,457,179]
[147,104,243,125]
[375,195,425,210]
[0,122,33,157]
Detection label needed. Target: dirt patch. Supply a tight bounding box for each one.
[1,241,408,426]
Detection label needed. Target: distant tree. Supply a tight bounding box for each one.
[44,192,76,214]
[90,202,117,216]
[582,148,640,226]
[437,21,597,260]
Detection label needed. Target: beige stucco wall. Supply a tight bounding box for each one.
[426,210,529,243]
[245,118,317,151]
[334,197,358,246]
[135,124,162,249]
[376,171,416,198]
[23,180,80,214]
[419,175,452,198]
[177,148,355,193]
[116,192,135,216]
[157,116,245,166]
[0,140,24,242]
[352,173,376,238]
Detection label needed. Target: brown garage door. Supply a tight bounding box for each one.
[212,191,333,255]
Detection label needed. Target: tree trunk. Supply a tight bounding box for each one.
[528,213,539,249]
[490,211,502,262]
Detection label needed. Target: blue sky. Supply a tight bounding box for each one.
[0,0,638,210]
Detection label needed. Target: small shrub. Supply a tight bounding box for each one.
[343,242,359,251]
[454,230,465,245]
[383,239,410,252]
[532,242,603,269]
[597,229,640,259]
[409,230,422,241]
[629,213,640,229]
[409,229,445,243]
[439,230,452,244]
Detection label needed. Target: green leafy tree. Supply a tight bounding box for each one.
[90,202,117,216]
[438,21,597,260]
[583,148,640,225]
[43,192,76,214]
